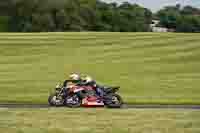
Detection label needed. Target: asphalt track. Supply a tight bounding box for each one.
[0,104,200,110]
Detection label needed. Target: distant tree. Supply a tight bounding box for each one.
[157,4,200,32]
[7,0,152,32]
[176,15,200,32]
[157,5,181,29]
[181,6,200,15]
[0,16,9,32]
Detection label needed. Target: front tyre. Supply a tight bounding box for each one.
[48,93,64,106]
[65,94,82,108]
[105,94,123,108]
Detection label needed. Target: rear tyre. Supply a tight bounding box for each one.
[105,94,123,108]
[65,94,82,108]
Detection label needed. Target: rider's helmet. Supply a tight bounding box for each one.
[56,84,60,88]
[84,76,93,83]
[69,73,81,81]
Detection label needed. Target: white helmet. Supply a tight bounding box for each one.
[84,76,93,83]
[56,84,60,88]
[69,73,81,80]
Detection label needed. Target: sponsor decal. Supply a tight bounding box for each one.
[74,88,84,93]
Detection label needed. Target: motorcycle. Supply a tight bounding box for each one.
[48,80,123,108]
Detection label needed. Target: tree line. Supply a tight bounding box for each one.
[6,0,152,32]
[0,0,200,32]
[157,4,200,32]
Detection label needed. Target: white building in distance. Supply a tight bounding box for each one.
[150,20,169,32]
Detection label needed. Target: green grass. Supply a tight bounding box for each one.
[0,32,200,104]
[0,108,200,133]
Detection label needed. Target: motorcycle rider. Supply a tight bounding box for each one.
[69,73,81,82]
[67,73,104,97]
[68,73,90,86]
[62,73,82,88]
[82,75,104,97]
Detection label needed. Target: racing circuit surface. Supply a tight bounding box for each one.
[0,103,200,110]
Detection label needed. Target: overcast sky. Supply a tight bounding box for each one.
[101,0,200,12]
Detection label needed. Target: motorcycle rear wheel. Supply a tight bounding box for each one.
[105,94,123,108]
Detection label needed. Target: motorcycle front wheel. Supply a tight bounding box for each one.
[48,93,64,106]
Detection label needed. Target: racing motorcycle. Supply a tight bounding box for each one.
[48,80,123,108]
